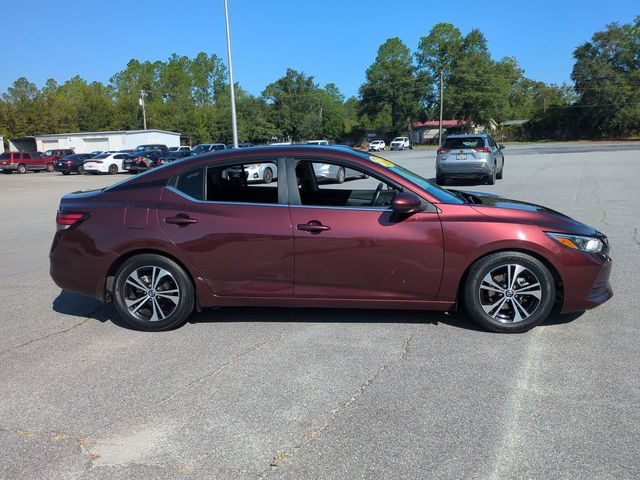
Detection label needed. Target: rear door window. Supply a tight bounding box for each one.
[174,168,204,201]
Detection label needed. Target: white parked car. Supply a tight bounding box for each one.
[312,163,367,184]
[368,140,386,151]
[169,146,192,152]
[224,162,278,184]
[83,152,130,175]
[390,137,412,150]
[306,140,329,146]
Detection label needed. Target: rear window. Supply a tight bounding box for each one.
[94,153,110,159]
[443,137,484,149]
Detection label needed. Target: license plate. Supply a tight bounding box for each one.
[456,154,467,160]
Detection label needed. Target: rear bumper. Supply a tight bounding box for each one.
[437,161,492,178]
[0,163,18,171]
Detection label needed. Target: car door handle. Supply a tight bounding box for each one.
[165,214,197,225]
[297,221,331,232]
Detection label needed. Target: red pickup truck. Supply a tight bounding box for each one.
[0,149,75,173]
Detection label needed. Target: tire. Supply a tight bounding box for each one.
[497,163,504,180]
[108,164,118,175]
[77,165,85,175]
[46,163,54,173]
[62,172,70,175]
[113,254,195,331]
[2,170,12,174]
[436,176,445,186]
[17,164,27,174]
[263,167,273,184]
[336,167,346,184]
[486,166,496,185]
[463,251,555,333]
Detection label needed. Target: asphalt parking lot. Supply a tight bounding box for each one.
[1,143,638,479]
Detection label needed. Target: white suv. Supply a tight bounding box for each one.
[368,140,386,151]
[390,137,411,150]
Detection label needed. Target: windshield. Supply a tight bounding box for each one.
[192,145,210,153]
[392,137,404,142]
[43,150,53,155]
[366,154,464,204]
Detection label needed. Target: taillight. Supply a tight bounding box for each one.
[437,148,449,154]
[473,147,491,153]
[156,158,162,165]
[65,160,72,165]
[56,212,88,231]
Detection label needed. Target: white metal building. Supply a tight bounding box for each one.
[0,135,4,153]
[9,129,181,153]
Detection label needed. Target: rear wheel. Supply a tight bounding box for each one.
[263,167,273,184]
[17,164,27,174]
[2,170,12,174]
[77,165,85,175]
[108,164,118,175]
[463,251,555,333]
[113,254,195,331]
[46,163,54,173]
[486,167,496,185]
[336,167,346,184]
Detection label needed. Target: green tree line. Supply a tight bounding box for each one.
[1,18,638,146]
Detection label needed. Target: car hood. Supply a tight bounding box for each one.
[459,190,600,236]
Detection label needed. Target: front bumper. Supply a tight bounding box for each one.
[54,165,75,173]
[561,252,613,312]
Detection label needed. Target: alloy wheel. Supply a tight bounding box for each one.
[478,264,542,323]
[123,266,181,322]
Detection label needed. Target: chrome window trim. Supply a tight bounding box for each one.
[290,204,390,212]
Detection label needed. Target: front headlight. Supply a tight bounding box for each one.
[546,232,605,253]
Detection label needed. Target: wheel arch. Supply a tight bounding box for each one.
[454,247,564,311]
[104,248,200,310]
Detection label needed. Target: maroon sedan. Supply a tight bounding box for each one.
[49,146,612,333]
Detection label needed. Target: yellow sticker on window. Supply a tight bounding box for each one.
[368,155,396,167]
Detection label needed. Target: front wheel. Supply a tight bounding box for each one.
[486,167,496,185]
[113,254,195,331]
[336,167,346,184]
[263,167,273,184]
[463,251,555,333]
[108,164,118,175]
[46,163,54,173]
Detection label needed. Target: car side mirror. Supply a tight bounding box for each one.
[391,192,423,214]
[499,144,505,150]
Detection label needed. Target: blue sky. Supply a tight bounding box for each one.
[1,0,637,98]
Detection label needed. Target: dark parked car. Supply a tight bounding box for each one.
[123,151,165,173]
[190,144,226,156]
[226,142,255,149]
[53,154,93,175]
[50,146,612,333]
[132,144,169,153]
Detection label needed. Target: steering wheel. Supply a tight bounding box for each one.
[370,182,384,206]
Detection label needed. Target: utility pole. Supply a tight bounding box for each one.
[224,0,239,148]
[438,71,444,146]
[139,90,147,130]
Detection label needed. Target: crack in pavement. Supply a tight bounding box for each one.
[256,329,418,480]
[95,327,288,435]
[0,302,104,357]
[0,426,97,468]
